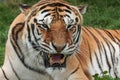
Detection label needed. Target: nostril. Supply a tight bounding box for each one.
[52,42,66,52]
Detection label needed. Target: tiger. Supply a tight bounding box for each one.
[0,0,120,80]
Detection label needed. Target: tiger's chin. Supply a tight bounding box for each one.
[42,52,71,68]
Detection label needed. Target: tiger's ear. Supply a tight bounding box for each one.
[19,4,31,15]
[77,5,88,14]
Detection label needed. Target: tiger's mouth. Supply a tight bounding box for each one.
[43,53,69,68]
[48,54,66,65]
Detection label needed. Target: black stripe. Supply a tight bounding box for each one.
[31,24,37,41]
[31,41,40,51]
[8,57,20,80]
[1,68,9,80]
[75,17,78,23]
[64,9,71,14]
[94,52,103,72]
[39,3,71,10]
[11,24,46,75]
[48,3,71,9]
[95,29,116,76]
[82,28,93,64]
[11,23,24,60]
[41,9,51,14]
[11,39,46,74]
[12,23,24,40]
[93,29,114,73]
[85,28,100,47]
[85,27,119,77]
[70,66,79,75]
[97,42,103,66]
[115,30,120,34]
[95,29,116,65]
[82,27,90,37]
[74,25,81,44]
[85,38,93,67]
[108,42,117,77]
[94,29,106,64]
[101,42,111,73]
[67,25,72,29]
[85,28,103,71]
[104,30,116,42]
[30,24,42,51]
[115,36,120,43]
[94,29,108,65]
[65,14,70,18]
[104,41,115,75]
[41,43,50,51]
[58,8,63,12]
[44,13,51,18]
[37,29,40,35]
[27,24,31,42]
[11,39,24,62]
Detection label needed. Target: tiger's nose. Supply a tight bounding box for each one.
[52,42,66,52]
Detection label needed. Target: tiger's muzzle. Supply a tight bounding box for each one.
[41,52,71,68]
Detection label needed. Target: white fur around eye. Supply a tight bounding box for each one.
[63,13,76,29]
[37,11,52,28]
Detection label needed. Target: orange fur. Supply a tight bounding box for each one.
[3,0,120,80]
[6,13,90,80]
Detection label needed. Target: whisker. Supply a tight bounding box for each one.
[74,48,89,60]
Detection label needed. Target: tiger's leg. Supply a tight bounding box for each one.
[66,55,90,80]
[67,66,89,80]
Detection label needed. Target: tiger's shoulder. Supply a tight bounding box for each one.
[10,13,25,29]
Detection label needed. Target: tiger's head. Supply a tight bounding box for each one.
[20,0,87,69]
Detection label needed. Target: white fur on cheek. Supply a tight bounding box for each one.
[24,40,45,70]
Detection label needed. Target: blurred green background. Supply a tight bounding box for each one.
[0,0,120,69]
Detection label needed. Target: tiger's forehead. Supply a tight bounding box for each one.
[33,2,80,28]
[33,0,71,9]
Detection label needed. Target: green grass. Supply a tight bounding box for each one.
[0,47,4,65]
[0,3,20,66]
[93,71,120,80]
[0,0,120,79]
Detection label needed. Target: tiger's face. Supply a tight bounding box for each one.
[20,1,87,69]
